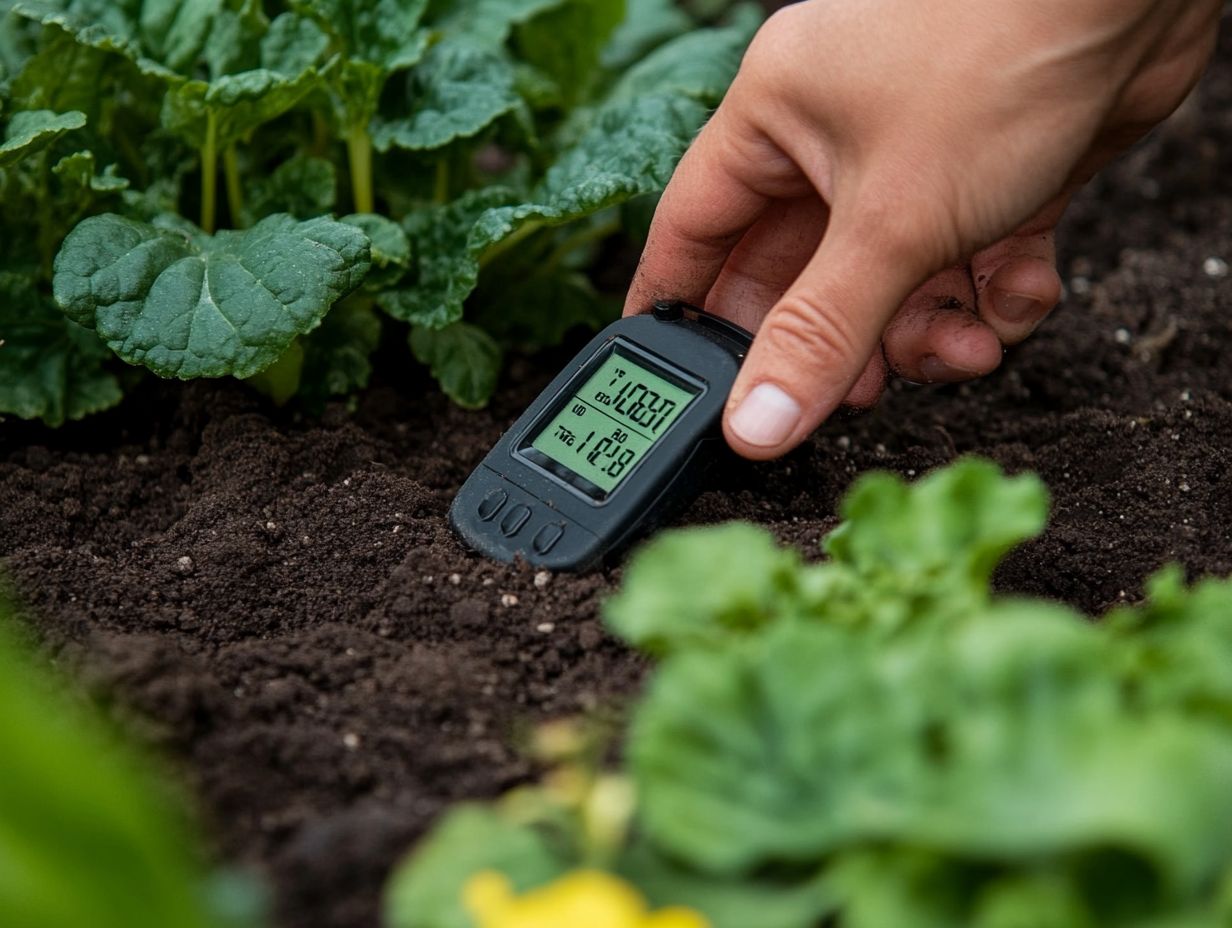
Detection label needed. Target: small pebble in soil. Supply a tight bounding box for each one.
[1115,328,1132,344]
[533,571,551,589]
[448,573,461,585]
[500,593,519,607]
[1203,256,1228,278]
[342,732,360,750]
[176,556,194,574]
[536,622,555,633]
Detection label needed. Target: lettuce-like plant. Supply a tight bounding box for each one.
[385,459,1232,928]
[0,0,759,422]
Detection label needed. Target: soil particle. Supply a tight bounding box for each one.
[1,32,1231,928]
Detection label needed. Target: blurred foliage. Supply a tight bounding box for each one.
[386,459,1232,928]
[0,597,263,928]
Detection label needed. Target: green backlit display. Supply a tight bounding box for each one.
[530,350,698,494]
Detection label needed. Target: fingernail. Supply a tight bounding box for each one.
[918,355,972,383]
[993,290,1042,324]
[729,383,801,448]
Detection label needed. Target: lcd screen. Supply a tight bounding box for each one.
[528,348,699,495]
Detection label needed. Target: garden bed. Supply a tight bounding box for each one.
[1,31,1230,928]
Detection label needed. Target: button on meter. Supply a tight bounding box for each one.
[449,302,752,570]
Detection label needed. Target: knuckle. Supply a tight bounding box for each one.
[765,292,863,368]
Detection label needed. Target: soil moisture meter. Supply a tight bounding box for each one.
[450,301,752,570]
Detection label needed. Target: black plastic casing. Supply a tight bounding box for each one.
[449,302,752,571]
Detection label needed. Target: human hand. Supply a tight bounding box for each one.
[624,0,1222,459]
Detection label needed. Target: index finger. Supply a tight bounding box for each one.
[623,112,774,316]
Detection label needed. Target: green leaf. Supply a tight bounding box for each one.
[618,839,835,928]
[823,459,1049,594]
[370,39,519,153]
[9,24,113,116]
[472,266,616,350]
[630,609,1232,890]
[290,0,429,70]
[244,153,337,222]
[605,523,802,654]
[607,5,759,103]
[52,150,129,194]
[389,92,707,329]
[470,92,709,252]
[383,804,567,928]
[372,15,744,338]
[260,11,330,75]
[139,0,226,74]
[0,270,123,425]
[600,0,691,70]
[0,601,260,928]
[341,212,410,289]
[161,66,321,150]
[1108,570,1232,720]
[378,186,516,328]
[410,321,501,408]
[299,296,382,407]
[342,212,410,269]
[0,108,85,169]
[433,0,570,47]
[513,0,624,106]
[0,8,41,87]
[53,212,371,379]
[10,2,181,82]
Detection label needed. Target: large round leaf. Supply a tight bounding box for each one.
[53,212,371,379]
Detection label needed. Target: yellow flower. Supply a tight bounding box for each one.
[463,869,710,928]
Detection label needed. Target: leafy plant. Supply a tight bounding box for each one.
[0,596,263,928]
[384,459,1232,928]
[0,0,759,422]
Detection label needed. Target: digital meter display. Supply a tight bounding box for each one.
[526,347,699,496]
[451,304,752,569]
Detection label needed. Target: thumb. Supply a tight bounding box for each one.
[722,203,940,459]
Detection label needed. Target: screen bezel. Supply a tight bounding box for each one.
[514,338,706,503]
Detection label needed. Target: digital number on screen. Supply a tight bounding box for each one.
[528,351,698,494]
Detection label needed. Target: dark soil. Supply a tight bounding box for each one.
[2,29,1230,928]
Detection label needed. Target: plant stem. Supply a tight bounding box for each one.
[224,144,245,228]
[201,111,218,234]
[478,220,543,269]
[311,110,331,158]
[346,126,374,214]
[544,215,621,273]
[433,159,449,205]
